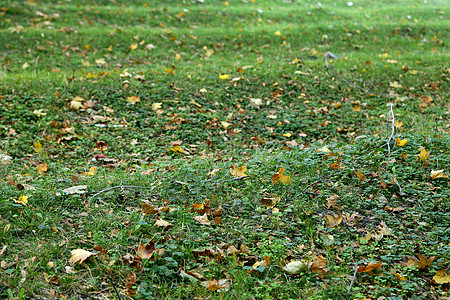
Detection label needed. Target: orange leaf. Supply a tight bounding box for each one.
[357,261,382,273]
[271,167,292,185]
[356,170,365,182]
[36,162,48,174]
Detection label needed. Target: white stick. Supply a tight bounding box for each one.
[386,103,395,155]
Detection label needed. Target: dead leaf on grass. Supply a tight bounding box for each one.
[68,249,94,264]
[357,261,382,273]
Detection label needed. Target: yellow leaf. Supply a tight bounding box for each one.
[394,120,404,128]
[14,195,28,206]
[274,30,281,36]
[152,102,162,111]
[83,166,97,176]
[127,96,140,104]
[168,145,184,153]
[33,109,47,117]
[164,67,174,74]
[389,81,402,88]
[418,147,430,161]
[221,121,231,130]
[219,74,229,80]
[69,249,94,264]
[229,164,247,178]
[199,88,207,93]
[130,43,138,51]
[175,53,181,60]
[70,100,83,110]
[271,167,292,185]
[282,133,292,138]
[325,214,342,228]
[95,58,106,66]
[405,254,435,269]
[433,270,450,284]
[396,138,408,146]
[34,141,43,152]
[430,170,448,180]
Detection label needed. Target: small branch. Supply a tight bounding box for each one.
[348,262,358,293]
[341,78,371,94]
[106,275,122,300]
[386,103,395,155]
[88,185,156,202]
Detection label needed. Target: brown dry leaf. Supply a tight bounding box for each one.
[325,195,339,209]
[213,206,223,216]
[328,162,342,169]
[357,261,382,273]
[202,279,231,291]
[430,169,448,180]
[252,256,270,270]
[405,254,435,269]
[135,242,155,260]
[155,218,173,229]
[261,195,280,208]
[141,202,157,214]
[372,221,391,242]
[194,213,211,225]
[125,272,137,295]
[325,214,342,228]
[68,249,94,264]
[239,243,251,255]
[229,164,247,178]
[227,245,239,255]
[310,255,326,274]
[214,216,223,224]
[433,270,450,284]
[271,167,292,185]
[356,170,366,182]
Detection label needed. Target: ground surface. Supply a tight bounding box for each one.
[0,0,449,299]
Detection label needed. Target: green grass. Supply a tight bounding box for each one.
[0,0,449,299]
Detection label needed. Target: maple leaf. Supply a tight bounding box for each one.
[357,261,382,273]
[194,213,211,225]
[430,169,448,180]
[229,164,247,178]
[219,74,229,80]
[221,121,231,130]
[70,99,83,110]
[130,43,138,51]
[433,270,450,284]
[34,141,43,152]
[82,166,97,176]
[152,102,162,111]
[271,167,292,185]
[127,96,140,104]
[14,195,28,206]
[33,109,47,117]
[394,120,404,128]
[36,162,48,174]
[396,138,407,146]
[69,249,94,264]
[418,147,430,161]
[405,254,435,269]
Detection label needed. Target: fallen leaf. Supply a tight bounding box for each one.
[389,81,402,89]
[219,74,229,80]
[357,261,382,273]
[125,272,137,295]
[395,120,404,129]
[325,214,342,228]
[396,138,407,146]
[282,260,309,274]
[130,43,138,51]
[127,96,140,104]
[70,99,83,110]
[356,170,366,182]
[60,185,87,195]
[82,166,97,176]
[155,218,173,229]
[261,195,280,208]
[136,242,155,260]
[433,270,450,284]
[152,102,162,111]
[274,30,281,36]
[418,147,430,161]
[405,254,435,269]
[221,121,232,130]
[372,221,391,242]
[229,164,247,178]
[271,167,292,185]
[36,162,48,174]
[14,195,28,206]
[199,88,207,93]
[310,255,326,274]
[194,213,211,225]
[69,249,94,264]
[325,195,339,209]
[430,170,448,180]
[33,109,47,117]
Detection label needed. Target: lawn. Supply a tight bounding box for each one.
[0,0,449,299]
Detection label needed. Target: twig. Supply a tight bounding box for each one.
[348,262,358,293]
[386,103,395,155]
[88,185,156,202]
[341,78,371,94]
[106,275,122,300]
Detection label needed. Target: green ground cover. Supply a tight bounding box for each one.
[0,0,449,299]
